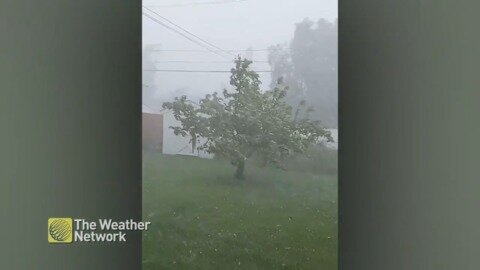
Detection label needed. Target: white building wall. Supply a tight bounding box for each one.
[162,111,213,159]
[320,128,338,149]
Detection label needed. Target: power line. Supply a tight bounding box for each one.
[143,69,272,73]
[142,12,229,59]
[143,6,232,55]
[152,49,279,52]
[142,11,227,59]
[144,0,247,8]
[154,60,270,63]
[143,6,234,58]
[142,103,153,110]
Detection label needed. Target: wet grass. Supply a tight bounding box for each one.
[143,153,337,270]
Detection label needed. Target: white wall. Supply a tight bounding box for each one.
[321,128,338,149]
[162,111,213,159]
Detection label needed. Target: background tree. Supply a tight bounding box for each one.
[165,57,331,179]
[269,18,338,128]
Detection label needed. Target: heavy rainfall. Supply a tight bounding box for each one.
[142,1,338,269]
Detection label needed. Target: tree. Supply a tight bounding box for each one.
[269,18,338,128]
[164,57,332,179]
[162,96,204,154]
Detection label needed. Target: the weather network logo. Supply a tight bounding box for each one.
[48,218,73,244]
[47,217,150,244]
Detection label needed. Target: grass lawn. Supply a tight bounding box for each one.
[143,153,337,270]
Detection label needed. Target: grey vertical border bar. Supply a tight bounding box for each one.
[0,1,142,269]
[339,0,480,269]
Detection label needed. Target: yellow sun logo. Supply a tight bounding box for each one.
[48,218,73,243]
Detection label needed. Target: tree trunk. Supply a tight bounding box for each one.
[234,159,245,179]
[191,134,196,154]
[260,157,268,168]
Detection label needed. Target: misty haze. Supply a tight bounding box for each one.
[142,1,337,269]
[143,0,337,127]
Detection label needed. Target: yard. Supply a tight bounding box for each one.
[142,152,337,269]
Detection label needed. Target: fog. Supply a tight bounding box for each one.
[143,0,337,126]
[142,2,339,267]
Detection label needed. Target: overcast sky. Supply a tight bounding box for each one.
[142,0,337,108]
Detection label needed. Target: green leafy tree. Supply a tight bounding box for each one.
[162,96,204,153]
[164,57,331,179]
